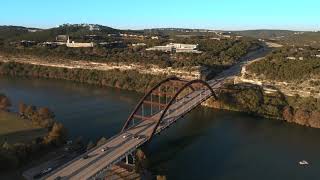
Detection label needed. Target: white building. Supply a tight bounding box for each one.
[151,36,159,40]
[146,43,202,53]
[66,37,94,48]
[286,57,296,60]
[210,37,221,41]
[132,43,146,47]
[146,46,172,52]
[168,43,198,49]
[56,35,69,42]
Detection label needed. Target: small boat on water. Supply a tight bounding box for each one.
[299,160,309,165]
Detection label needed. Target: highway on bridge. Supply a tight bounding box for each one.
[45,46,270,180]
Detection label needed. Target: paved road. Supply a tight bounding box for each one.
[45,46,270,180]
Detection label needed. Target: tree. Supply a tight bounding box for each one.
[96,137,107,147]
[24,105,36,119]
[2,142,13,150]
[86,141,95,151]
[18,102,27,116]
[37,107,55,119]
[157,176,167,180]
[235,88,263,112]
[135,149,148,173]
[44,122,67,146]
[0,95,11,111]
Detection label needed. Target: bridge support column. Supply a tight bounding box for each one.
[125,153,136,166]
[125,155,129,164]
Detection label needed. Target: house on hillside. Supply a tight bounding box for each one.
[146,43,202,53]
[84,35,103,41]
[132,43,146,47]
[56,35,68,42]
[99,41,126,48]
[151,36,159,40]
[20,40,37,47]
[286,57,296,60]
[210,37,221,41]
[66,37,94,48]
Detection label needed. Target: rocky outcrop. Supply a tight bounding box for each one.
[283,107,320,128]
[0,55,202,80]
[309,111,320,128]
[282,106,294,122]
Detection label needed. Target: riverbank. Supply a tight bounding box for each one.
[0,54,203,80]
[0,61,166,93]
[2,76,320,180]
[204,82,320,128]
[0,93,68,173]
[1,46,319,129]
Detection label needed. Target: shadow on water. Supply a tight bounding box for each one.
[146,107,237,178]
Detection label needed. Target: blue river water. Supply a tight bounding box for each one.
[1,77,320,180]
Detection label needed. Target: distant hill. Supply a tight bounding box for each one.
[233,30,320,47]
[0,26,34,40]
[0,24,120,42]
[143,28,222,37]
[1,25,319,47]
[233,30,298,39]
[145,28,218,33]
[280,31,320,47]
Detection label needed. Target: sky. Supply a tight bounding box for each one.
[0,0,319,31]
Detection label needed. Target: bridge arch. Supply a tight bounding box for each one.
[121,77,218,142]
[148,79,217,141]
[121,76,181,132]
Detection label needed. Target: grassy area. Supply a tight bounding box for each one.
[0,111,47,144]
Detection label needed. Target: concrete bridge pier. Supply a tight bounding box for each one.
[125,153,136,165]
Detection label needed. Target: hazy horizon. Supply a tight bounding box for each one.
[1,0,320,31]
[0,23,319,32]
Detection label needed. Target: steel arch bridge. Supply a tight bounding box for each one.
[45,77,221,180]
[122,76,218,142]
[44,44,268,180]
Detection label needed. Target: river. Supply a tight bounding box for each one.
[1,77,320,180]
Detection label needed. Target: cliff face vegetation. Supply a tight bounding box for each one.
[241,46,320,98]
[282,96,320,128]
[0,61,166,92]
[206,83,320,128]
[207,83,287,119]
